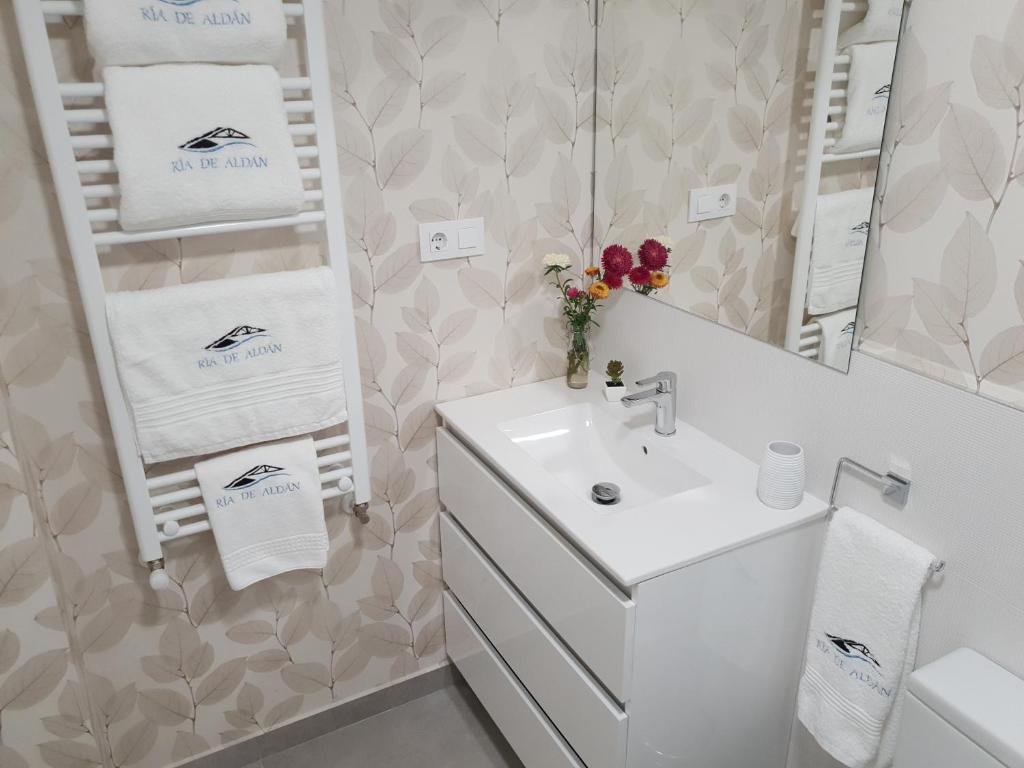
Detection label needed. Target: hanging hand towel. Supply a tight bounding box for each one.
[815,309,857,368]
[807,187,874,315]
[839,0,904,49]
[106,267,347,463]
[831,42,898,155]
[797,508,935,768]
[104,64,304,232]
[84,0,286,68]
[195,436,328,590]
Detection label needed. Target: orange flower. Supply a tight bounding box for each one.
[650,271,670,289]
[585,266,601,277]
[589,281,610,299]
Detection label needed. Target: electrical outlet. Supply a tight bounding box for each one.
[419,218,485,263]
[688,184,738,223]
[430,231,448,252]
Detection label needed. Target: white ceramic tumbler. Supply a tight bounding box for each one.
[757,441,805,510]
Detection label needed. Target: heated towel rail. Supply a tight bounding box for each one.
[786,0,883,353]
[13,0,372,591]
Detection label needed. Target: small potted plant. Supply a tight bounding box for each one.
[604,360,626,402]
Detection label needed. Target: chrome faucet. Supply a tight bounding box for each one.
[621,371,677,437]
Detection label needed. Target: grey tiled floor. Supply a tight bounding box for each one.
[255,684,524,768]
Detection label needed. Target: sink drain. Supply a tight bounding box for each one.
[591,482,621,506]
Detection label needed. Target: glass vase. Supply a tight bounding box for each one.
[566,330,590,389]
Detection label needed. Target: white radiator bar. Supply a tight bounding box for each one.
[786,0,890,353]
[13,0,372,594]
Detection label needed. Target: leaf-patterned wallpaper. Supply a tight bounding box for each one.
[3,0,1024,765]
[0,0,593,765]
[594,0,883,349]
[594,0,807,344]
[860,0,1024,410]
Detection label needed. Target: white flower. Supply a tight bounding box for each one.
[543,252,573,269]
[655,235,675,249]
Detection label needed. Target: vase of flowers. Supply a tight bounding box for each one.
[543,253,623,389]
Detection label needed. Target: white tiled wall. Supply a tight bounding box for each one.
[596,291,1024,768]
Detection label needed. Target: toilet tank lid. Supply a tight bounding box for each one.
[908,648,1024,768]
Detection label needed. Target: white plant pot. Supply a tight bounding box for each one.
[757,441,806,510]
[604,383,627,402]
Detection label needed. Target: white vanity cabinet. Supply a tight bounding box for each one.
[436,426,824,768]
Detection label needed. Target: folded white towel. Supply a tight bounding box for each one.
[798,508,934,768]
[807,187,874,315]
[84,0,286,68]
[839,0,904,49]
[816,309,857,369]
[831,43,897,155]
[196,436,328,590]
[106,267,347,463]
[104,64,304,232]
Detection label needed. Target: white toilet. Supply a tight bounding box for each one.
[893,648,1024,768]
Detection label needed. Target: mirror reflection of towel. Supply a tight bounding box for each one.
[807,188,874,315]
[815,309,857,369]
[831,42,898,155]
[839,0,904,49]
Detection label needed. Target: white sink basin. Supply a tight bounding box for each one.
[499,403,710,510]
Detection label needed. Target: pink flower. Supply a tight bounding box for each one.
[603,271,624,289]
[566,286,582,299]
[602,244,633,276]
[638,239,669,271]
[629,266,652,287]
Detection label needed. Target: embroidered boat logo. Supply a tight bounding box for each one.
[826,634,881,669]
[179,127,255,154]
[851,221,870,237]
[224,465,289,491]
[874,84,891,99]
[205,325,269,352]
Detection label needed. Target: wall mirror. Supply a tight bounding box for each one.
[593,0,907,373]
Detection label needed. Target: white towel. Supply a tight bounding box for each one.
[84,0,286,68]
[839,0,904,49]
[106,267,347,463]
[196,436,328,590]
[104,64,305,232]
[798,508,934,768]
[831,43,897,155]
[807,187,874,315]
[816,309,857,369]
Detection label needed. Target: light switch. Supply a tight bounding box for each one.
[419,217,486,263]
[688,184,738,223]
[458,227,481,249]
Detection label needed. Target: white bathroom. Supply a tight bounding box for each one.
[0,0,1021,767]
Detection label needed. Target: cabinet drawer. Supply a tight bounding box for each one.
[437,428,635,702]
[442,514,628,768]
[443,592,585,768]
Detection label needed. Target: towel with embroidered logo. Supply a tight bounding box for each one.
[196,436,328,590]
[106,267,346,463]
[797,507,935,768]
[104,64,304,232]
[84,0,286,68]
